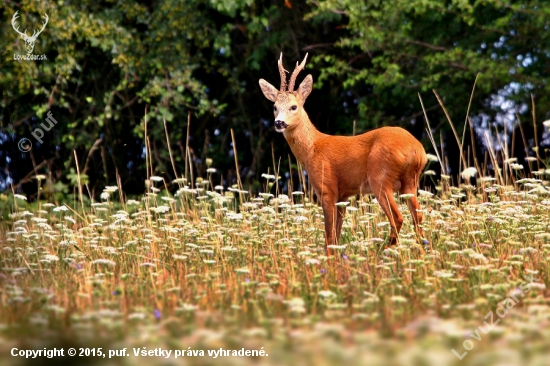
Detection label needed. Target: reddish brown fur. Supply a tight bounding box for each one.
[259,54,427,255]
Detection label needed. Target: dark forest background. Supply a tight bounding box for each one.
[2,0,550,202]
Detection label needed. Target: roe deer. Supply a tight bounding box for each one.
[259,53,428,255]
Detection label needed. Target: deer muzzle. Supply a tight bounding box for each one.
[274,120,288,132]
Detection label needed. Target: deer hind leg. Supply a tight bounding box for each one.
[400,178,426,241]
[404,193,425,240]
[374,189,403,245]
[406,196,424,237]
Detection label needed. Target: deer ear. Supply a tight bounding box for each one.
[298,74,313,104]
[259,79,278,102]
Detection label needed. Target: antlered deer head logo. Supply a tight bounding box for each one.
[11,11,49,55]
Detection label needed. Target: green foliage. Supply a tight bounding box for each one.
[308,0,550,129]
[2,0,550,197]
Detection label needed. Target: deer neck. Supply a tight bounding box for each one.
[282,113,321,166]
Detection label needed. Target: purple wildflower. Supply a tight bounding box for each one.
[154,309,161,319]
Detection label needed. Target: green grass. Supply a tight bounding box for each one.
[1,170,550,366]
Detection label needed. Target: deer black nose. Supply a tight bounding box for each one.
[275,120,288,130]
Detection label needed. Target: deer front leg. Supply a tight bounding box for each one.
[321,195,337,256]
[335,204,346,243]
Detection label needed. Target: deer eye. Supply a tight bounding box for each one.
[290,105,297,111]
[273,106,277,112]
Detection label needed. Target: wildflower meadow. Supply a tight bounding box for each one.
[2,150,550,366]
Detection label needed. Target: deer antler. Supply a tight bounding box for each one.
[11,11,29,38]
[278,53,288,92]
[288,53,308,92]
[11,11,49,41]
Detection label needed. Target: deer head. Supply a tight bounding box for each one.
[11,11,49,55]
[259,53,313,132]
